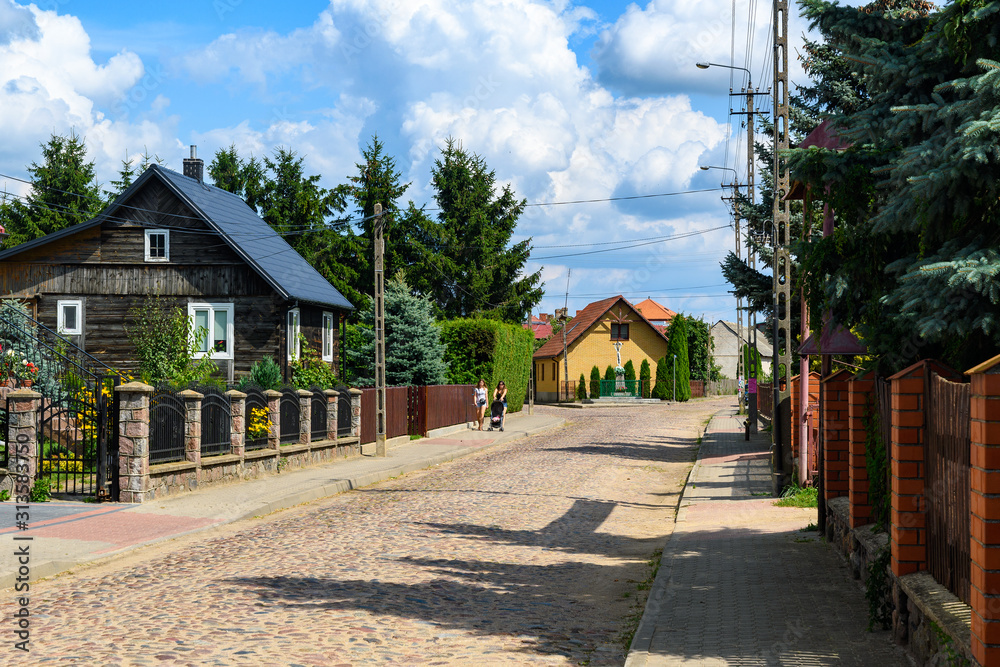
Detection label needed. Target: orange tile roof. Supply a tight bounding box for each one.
[533,295,668,359]
[634,298,676,322]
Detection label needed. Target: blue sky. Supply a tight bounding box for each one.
[0,0,860,324]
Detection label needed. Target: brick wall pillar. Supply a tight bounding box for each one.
[298,389,312,445]
[968,353,1000,666]
[226,390,246,456]
[848,371,876,528]
[179,390,203,466]
[115,382,153,503]
[265,390,281,449]
[7,388,40,499]
[888,359,958,577]
[324,389,339,441]
[350,388,362,438]
[822,370,852,501]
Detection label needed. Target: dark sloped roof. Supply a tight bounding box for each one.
[533,295,668,359]
[153,166,353,310]
[0,165,353,311]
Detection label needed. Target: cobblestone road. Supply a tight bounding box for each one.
[5,398,732,666]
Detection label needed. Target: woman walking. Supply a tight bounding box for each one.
[494,380,508,427]
[473,379,488,431]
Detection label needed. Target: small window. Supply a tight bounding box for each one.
[540,363,545,382]
[611,323,630,340]
[188,302,233,359]
[287,308,300,361]
[144,229,169,262]
[57,300,83,335]
[321,312,334,362]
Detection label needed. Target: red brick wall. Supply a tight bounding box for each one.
[848,371,876,528]
[822,370,852,501]
[889,361,929,578]
[969,355,1000,667]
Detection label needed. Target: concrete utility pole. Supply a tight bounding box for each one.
[562,269,571,402]
[373,203,387,457]
[672,354,677,403]
[526,313,535,415]
[745,85,760,434]
[772,0,792,494]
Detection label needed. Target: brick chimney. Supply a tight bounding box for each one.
[183,145,204,183]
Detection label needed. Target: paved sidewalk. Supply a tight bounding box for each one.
[0,411,563,589]
[626,408,913,666]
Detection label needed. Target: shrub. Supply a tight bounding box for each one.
[589,365,601,397]
[30,478,52,502]
[652,356,668,399]
[238,357,282,391]
[624,360,636,385]
[125,295,217,386]
[577,373,587,400]
[604,365,615,384]
[640,359,651,398]
[290,336,338,389]
[440,317,533,412]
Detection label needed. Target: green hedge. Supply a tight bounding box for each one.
[440,317,534,412]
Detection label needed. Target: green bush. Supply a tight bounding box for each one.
[440,317,533,412]
[590,365,601,397]
[125,295,218,386]
[238,356,283,391]
[30,478,51,502]
[652,356,668,399]
[604,365,615,384]
[290,336,338,389]
[577,373,587,400]
[624,360,636,384]
[662,315,691,401]
[640,359,651,398]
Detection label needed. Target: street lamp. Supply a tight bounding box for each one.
[695,62,753,89]
[699,165,740,190]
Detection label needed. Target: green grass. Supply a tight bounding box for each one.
[774,484,818,508]
[618,549,663,653]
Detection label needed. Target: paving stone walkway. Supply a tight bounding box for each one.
[1,398,730,666]
[627,408,914,666]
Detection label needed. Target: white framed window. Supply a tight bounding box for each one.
[57,299,83,335]
[321,311,334,362]
[287,308,300,361]
[188,302,234,360]
[144,229,169,262]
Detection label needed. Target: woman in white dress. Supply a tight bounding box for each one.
[473,378,488,431]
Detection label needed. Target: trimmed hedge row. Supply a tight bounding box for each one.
[440,317,534,412]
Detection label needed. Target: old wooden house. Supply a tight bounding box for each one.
[0,149,354,381]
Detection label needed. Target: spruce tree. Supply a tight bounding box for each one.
[589,365,601,398]
[406,138,543,322]
[577,373,587,400]
[1,132,102,247]
[639,359,651,398]
[351,274,448,386]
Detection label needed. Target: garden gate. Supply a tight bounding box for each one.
[0,305,120,500]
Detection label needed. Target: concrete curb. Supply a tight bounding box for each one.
[624,411,718,667]
[2,416,564,590]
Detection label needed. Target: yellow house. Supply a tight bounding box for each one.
[533,295,670,402]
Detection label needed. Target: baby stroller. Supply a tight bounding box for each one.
[487,399,505,431]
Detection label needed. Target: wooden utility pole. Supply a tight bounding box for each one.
[373,203,387,457]
[772,0,792,494]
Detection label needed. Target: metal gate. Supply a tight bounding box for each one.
[310,386,327,441]
[279,388,300,444]
[0,304,120,500]
[337,387,353,438]
[926,372,971,605]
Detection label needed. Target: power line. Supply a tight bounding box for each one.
[531,225,731,260]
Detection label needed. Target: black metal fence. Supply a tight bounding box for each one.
[337,388,352,438]
[150,387,186,465]
[244,386,269,451]
[310,386,327,441]
[0,303,120,498]
[279,388,300,444]
[200,386,232,457]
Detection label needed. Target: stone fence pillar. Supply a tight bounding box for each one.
[298,389,312,445]
[848,371,876,528]
[179,390,203,466]
[226,390,246,456]
[116,382,153,503]
[822,370,852,502]
[350,388,362,438]
[7,388,40,499]
[265,390,281,449]
[968,353,1000,667]
[325,389,339,441]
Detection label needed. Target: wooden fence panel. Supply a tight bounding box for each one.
[423,385,474,433]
